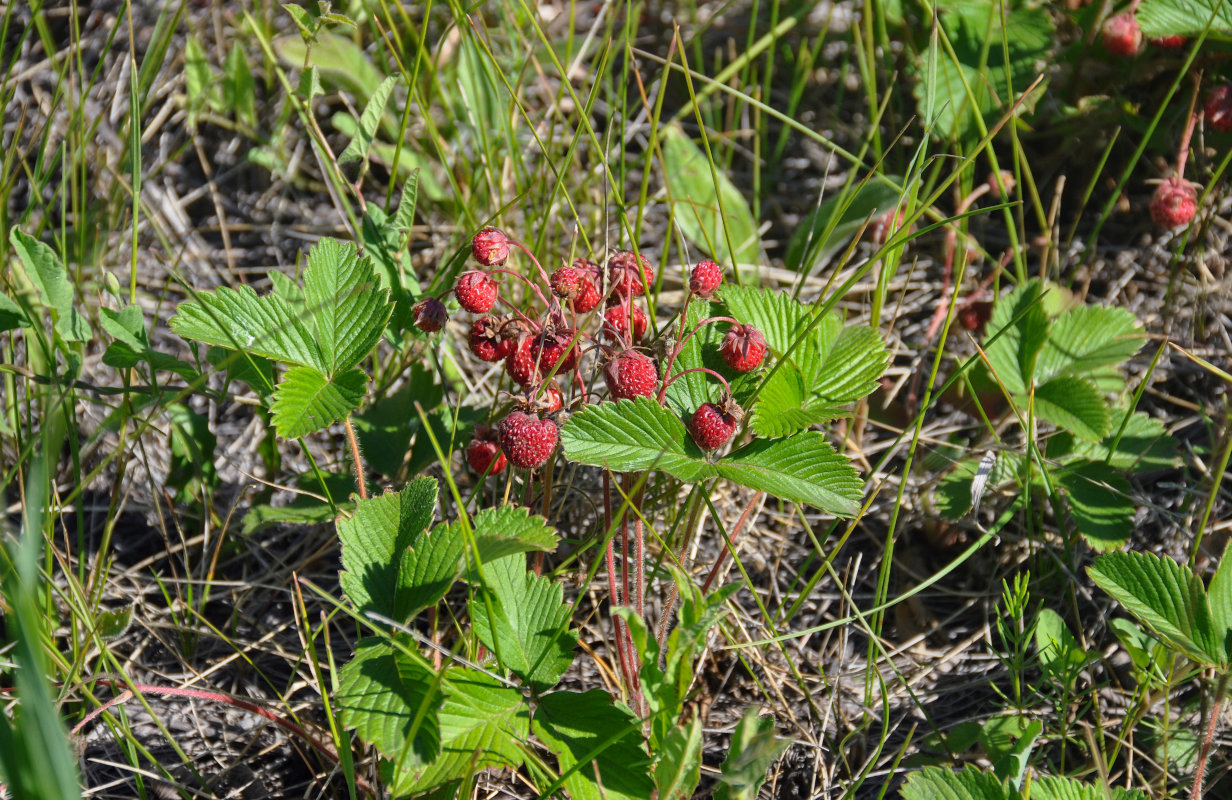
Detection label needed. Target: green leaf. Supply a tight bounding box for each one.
[984,280,1049,395]
[337,478,439,619]
[1047,408,1178,472]
[663,299,724,418]
[166,403,217,501]
[809,325,890,409]
[390,668,528,793]
[655,716,703,800]
[222,45,255,127]
[1035,305,1143,384]
[338,75,398,164]
[784,177,906,274]
[1110,617,1165,675]
[184,35,217,125]
[901,765,1014,800]
[1034,376,1110,442]
[1207,541,1232,663]
[338,639,442,771]
[471,555,576,692]
[1056,461,1133,551]
[274,32,384,103]
[396,521,467,621]
[1031,775,1150,800]
[720,286,838,374]
[302,238,392,374]
[0,293,28,332]
[661,124,760,268]
[748,366,830,438]
[1034,609,1089,684]
[170,284,324,370]
[912,0,1052,142]
[471,506,559,562]
[532,690,654,800]
[1137,0,1232,39]
[559,398,715,482]
[10,228,90,342]
[270,365,366,439]
[713,709,790,800]
[1088,552,1223,665]
[718,432,862,515]
[101,306,198,381]
[281,3,317,41]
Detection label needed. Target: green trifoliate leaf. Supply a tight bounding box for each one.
[718,432,862,516]
[302,238,392,373]
[1055,462,1133,551]
[1035,305,1143,385]
[532,690,654,800]
[900,764,1014,800]
[270,365,367,439]
[471,505,559,562]
[1088,552,1224,666]
[471,555,576,692]
[748,366,831,439]
[785,176,907,274]
[714,709,790,800]
[338,75,398,164]
[337,478,438,619]
[1137,0,1232,39]
[1034,375,1110,442]
[661,124,760,269]
[10,228,90,342]
[560,397,715,482]
[390,668,528,794]
[338,639,442,772]
[984,280,1050,395]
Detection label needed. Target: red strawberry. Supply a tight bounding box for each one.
[719,323,767,372]
[604,350,658,400]
[688,397,743,451]
[505,335,541,387]
[689,261,723,298]
[455,270,499,314]
[1152,35,1186,49]
[551,262,602,313]
[1103,12,1141,57]
[869,207,913,245]
[468,316,506,362]
[607,250,654,296]
[534,328,580,376]
[412,296,448,332]
[472,226,510,266]
[602,303,649,343]
[540,382,564,413]
[1150,176,1197,228]
[498,411,558,469]
[1206,86,1232,133]
[466,425,507,475]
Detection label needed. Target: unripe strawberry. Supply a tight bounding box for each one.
[505,335,541,387]
[1150,176,1197,228]
[689,260,723,298]
[607,250,654,296]
[602,303,649,344]
[412,296,448,332]
[719,323,767,372]
[688,397,743,451]
[498,411,558,469]
[1103,12,1141,57]
[472,226,510,266]
[604,350,658,400]
[455,270,499,314]
[1205,86,1232,133]
[468,316,506,362]
[466,425,507,475]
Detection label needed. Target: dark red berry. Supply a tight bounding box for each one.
[604,350,658,400]
[719,323,767,373]
[688,398,743,451]
[602,303,649,343]
[957,301,993,333]
[1152,35,1186,49]
[689,261,723,298]
[505,335,541,387]
[541,382,564,413]
[1103,12,1141,57]
[497,411,558,469]
[412,296,448,333]
[1150,176,1197,228]
[1206,86,1232,133]
[455,270,499,314]
[551,261,602,313]
[472,226,510,266]
[468,316,506,362]
[607,250,654,296]
[534,328,580,376]
[466,426,507,475]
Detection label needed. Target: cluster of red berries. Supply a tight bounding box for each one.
[1144,83,1232,230]
[1101,10,1185,57]
[415,228,769,475]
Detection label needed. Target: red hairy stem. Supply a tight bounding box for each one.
[663,366,732,396]
[701,492,766,593]
[71,681,377,798]
[1176,80,1201,177]
[1191,672,1229,800]
[508,241,555,290]
[343,416,368,500]
[490,267,551,308]
[602,472,630,691]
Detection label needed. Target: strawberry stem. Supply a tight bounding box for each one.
[663,366,732,396]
